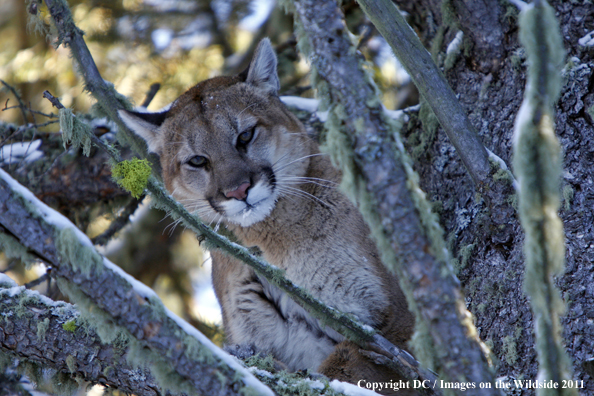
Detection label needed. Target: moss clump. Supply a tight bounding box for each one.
[25,0,50,38]
[562,185,574,211]
[502,335,518,366]
[37,318,50,340]
[244,354,277,372]
[458,243,476,270]
[62,319,77,333]
[112,159,152,199]
[65,355,76,374]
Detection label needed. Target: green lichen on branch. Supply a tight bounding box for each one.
[37,318,50,341]
[25,0,51,39]
[59,108,93,157]
[55,227,104,276]
[62,319,77,333]
[513,1,576,394]
[111,159,152,198]
[0,229,37,266]
[0,285,86,396]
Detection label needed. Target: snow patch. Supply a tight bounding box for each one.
[446,31,464,55]
[0,277,71,310]
[280,96,320,113]
[0,273,18,288]
[0,140,43,165]
[486,148,508,171]
[280,96,415,123]
[578,31,594,47]
[247,366,275,379]
[329,379,381,396]
[304,378,325,390]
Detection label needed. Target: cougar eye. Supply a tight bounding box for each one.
[187,155,207,168]
[237,127,255,147]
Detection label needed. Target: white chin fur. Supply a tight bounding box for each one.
[221,181,276,227]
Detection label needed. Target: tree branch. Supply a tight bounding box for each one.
[43,0,161,176]
[356,0,492,186]
[513,1,576,393]
[0,276,164,396]
[1,80,30,124]
[91,196,142,246]
[289,0,498,392]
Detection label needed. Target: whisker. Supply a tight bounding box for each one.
[238,101,260,118]
[281,176,337,183]
[208,213,222,228]
[278,176,337,188]
[279,181,335,190]
[214,216,223,232]
[276,187,323,206]
[271,138,311,167]
[164,218,183,236]
[273,153,327,173]
[276,186,330,207]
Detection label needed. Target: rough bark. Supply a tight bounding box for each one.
[0,284,163,396]
[394,0,594,393]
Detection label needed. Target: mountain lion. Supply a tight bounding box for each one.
[119,39,415,394]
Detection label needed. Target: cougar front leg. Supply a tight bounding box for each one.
[210,251,336,371]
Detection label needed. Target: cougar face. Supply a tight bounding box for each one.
[119,39,309,227]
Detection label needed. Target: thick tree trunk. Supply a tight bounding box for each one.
[395,0,594,392]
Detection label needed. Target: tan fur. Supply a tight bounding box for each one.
[120,39,415,391]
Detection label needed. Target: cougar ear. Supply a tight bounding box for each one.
[246,38,280,95]
[118,109,168,154]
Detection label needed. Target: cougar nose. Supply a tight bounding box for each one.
[225,182,251,200]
